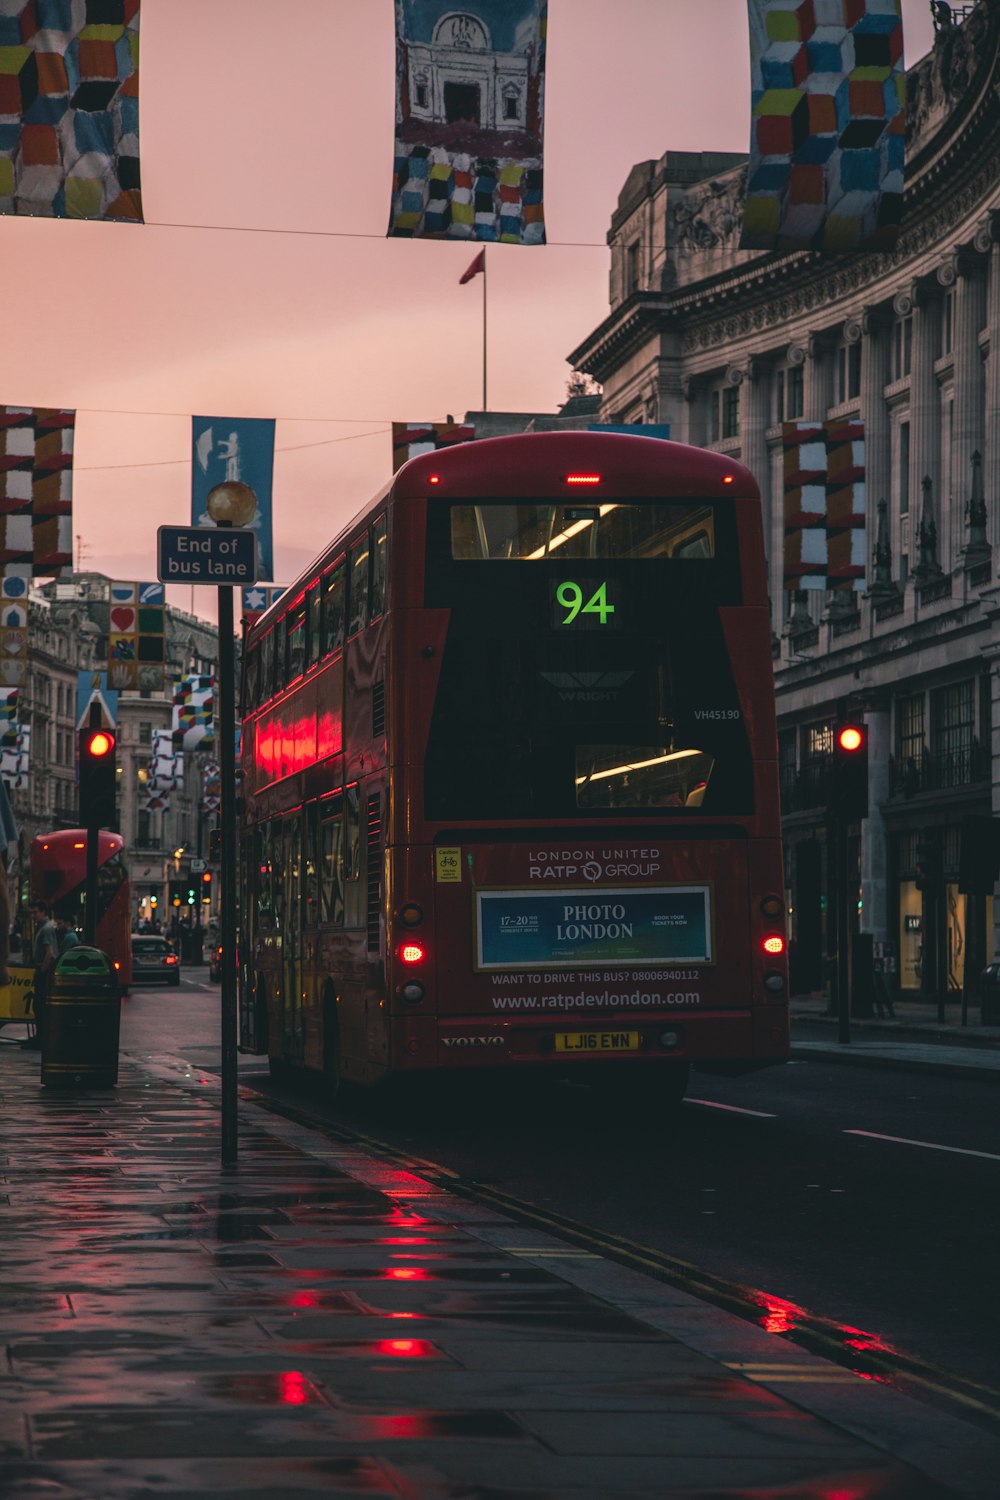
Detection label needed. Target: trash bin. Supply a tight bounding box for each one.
[40,946,121,1089]
[979,964,1000,1026]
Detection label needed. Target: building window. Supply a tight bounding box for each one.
[892,316,912,380]
[898,420,910,516]
[931,680,975,787]
[626,242,640,296]
[722,385,740,439]
[940,291,954,357]
[837,343,861,403]
[503,89,519,120]
[415,82,428,108]
[897,692,924,784]
[776,363,805,419]
[139,722,152,745]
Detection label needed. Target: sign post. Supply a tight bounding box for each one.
[159,528,257,1171]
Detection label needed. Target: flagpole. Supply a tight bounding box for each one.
[482,247,488,411]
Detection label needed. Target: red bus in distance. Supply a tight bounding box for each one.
[239,432,788,1108]
[31,830,132,992]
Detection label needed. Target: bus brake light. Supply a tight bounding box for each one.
[565,474,601,485]
[399,942,426,965]
[762,935,785,956]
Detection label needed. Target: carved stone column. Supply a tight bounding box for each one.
[740,357,769,516]
[858,309,889,580]
[981,221,1000,547]
[906,284,939,548]
[805,331,833,419]
[945,252,987,567]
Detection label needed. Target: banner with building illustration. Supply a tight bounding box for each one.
[782,418,866,591]
[0,575,28,687]
[0,2,141,221]
[389,1,547,244]
[0,722,29,789]
[172,674,214,752]
[107,581,166,691]
[0,408,73,577]
[149,727,182,789]
[192,417,274,581]
[76,669,118,730]
[391,420,475,473]
[742,0,905,252]
[0,686,19,746]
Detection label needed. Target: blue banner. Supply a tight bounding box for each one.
[76,671,118,731]
[476,886,711,970]
[588,424,671,440]
[192,417,275,581]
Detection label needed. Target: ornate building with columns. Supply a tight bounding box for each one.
[569,1,1000,1001]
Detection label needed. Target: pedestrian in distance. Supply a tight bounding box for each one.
[55,916,80,954]
[25,901,59,1051]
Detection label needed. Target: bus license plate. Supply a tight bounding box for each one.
[555,1031,640,1053]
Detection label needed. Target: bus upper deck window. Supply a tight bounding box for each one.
[323,560,346,656]
[307,585,321,667]
[371,515,388,619]
[348,536,369,637]
[287,604,307,681]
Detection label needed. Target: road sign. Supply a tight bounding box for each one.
[190,857,206,873]
[157,526,258,585]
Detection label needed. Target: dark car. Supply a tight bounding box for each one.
[131,935,181,987]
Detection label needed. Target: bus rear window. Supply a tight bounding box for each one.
[450,501,714,561]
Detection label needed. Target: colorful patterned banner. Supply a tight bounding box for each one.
[0,2,141,221]
[201,759,220,813]
[0,408,73,577]
[149,727,182,790]
[0,721,29,789]
[107,580,165,691]
[0,686,19,747]
[392,420,475,473]
[742,0,905,252]
[76,669,118,730]
[389,1,547,244]
[782,418,866,591]
[241,585,285,617]
[192,417,275,581]
[172,674,214,752]
[0,574,28,686]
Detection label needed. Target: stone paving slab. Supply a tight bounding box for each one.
[0,1046,990,1498]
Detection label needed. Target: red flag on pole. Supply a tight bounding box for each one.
[459,249,486,285]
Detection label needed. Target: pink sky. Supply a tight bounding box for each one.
[0,0,934,621]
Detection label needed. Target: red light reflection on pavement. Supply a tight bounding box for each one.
[387,1211,429,1227]
[375,1339,436,1357]
[279,1371,312,1405]
[286,1291,322,1308]
[384,1267,429,1281]
[385,1311,419,1320]
[755,1293,807,1335]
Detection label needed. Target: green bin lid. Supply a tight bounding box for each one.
[55,946,112,976]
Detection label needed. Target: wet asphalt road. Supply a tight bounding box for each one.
[122,973,1000,1408]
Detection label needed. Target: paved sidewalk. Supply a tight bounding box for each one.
[2,1045,1000,1498]
[790,996,1000,1080]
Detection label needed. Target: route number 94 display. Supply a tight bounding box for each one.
[554,580,616,628]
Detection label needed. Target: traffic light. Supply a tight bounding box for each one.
[185,885,198,907]
[958,816,1000,894]
[209,828,222,861]
[915,838,943,894]
[169,880,184,907]
[201,871,213,902]
[829,720,869,822]
[78,725,117,829]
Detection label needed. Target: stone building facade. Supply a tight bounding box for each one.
[6,574,221,933]
[568,2,1000,1000]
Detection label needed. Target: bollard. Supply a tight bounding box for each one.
[40,946,121,1089]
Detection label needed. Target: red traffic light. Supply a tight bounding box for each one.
[84,729,115,757]
[836,725,864,753]
[202,871,212,883]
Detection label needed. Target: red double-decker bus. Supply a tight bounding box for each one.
[31,829,132,991]
[239,432,788,1106]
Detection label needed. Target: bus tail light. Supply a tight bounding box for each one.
[399,982,425,1004]
[398,903,424,928]
[761,935,785,956]
[399,942,426,965]
[113,960,121,972]
[565,473,601,485]
[763,973,786,995]
[760,894,784,919]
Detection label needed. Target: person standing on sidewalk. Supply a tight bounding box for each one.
[55,916,80,954]
[25,901,58,1051]
[0,776,16,989]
